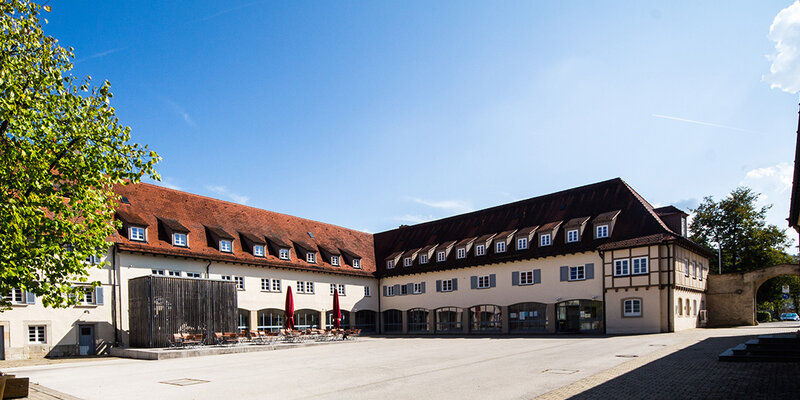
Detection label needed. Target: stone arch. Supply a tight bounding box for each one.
[706,264,800,327]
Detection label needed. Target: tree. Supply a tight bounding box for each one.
[689,187,793,274]
[0,1,159,309]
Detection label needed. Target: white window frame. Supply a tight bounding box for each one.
[81,287,94,305]
[129,226,146,242]
[151,269,165,276]
[614,259,630,276]
[520,270,534,285]
[261,278,270,291]
[4,288,25,304]
[441,279,454,292]
[253,244,265,257]
[496,241,506,253]
[477,275,490,289]
[420,254,428,264]
[279,248,290,260]
[540,233,551,246]
[387,286,396,296]
[691,261,697,278]
[364,286,371,297]
[386,260,394,269]
[331,255,340,266]
[567,229,579,243]
[623,299,642,317]
[28,325,46,343]
[456,247,466,259]
[404,257,412,267]
[221,275,232,281]
[306,252,316,263]
[596,225,609,238]
[219,240,232,253]
[330,284,337,295]
[569,265,585,281]
[413,283,422,294]
[271,279,281,292]
[338,284,345,296]
[684,258,690,277]
[475,244,485,256]
[517,237,528,250]
[167,270,181,277]
[632,257,648,275]
[437,251,446,262]
[185,272,202,279]
[305,281,314,294]
[172,232,187,247]
[400,284,409,295]
[296,281,305,293]
[352,258,361,268]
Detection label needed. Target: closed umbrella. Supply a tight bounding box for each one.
[284,286,295,330]
[332,289,342,329]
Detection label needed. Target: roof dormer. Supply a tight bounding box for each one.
[454,237,476,259]
[434,240,457,262]
[318,244,342,266]
[493,230,517,253]
[563,216,590,244]
[116,209,150,242]
[401,248,421,267]
[240,232,267,257]
[592,210,621,239]
[158,217,189,247]
[206,226,235,253]
[340,248,362,269]
[537,221,562,247]
[418,244,437,264]
[385,251,403,269]
[514,226,538,250]
[293,241,318,264]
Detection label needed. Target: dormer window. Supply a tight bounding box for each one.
[567,229,579,243]
[596,225,609,238]
[420,254,428,264]
[540,233,551,246]
[219,240,232,253]
[306,252,316,263]
[517,238,528,250]
[253,244,265,257]
[352,258,361,269]
[279,248,290,260]
[387,260,394,269]
[404,257,412,267]
[475,244,485,256]
[456,248,466,259]
[496,241,506,253]
[173,232,187,247]
[437,251,446,262]
[129,226,146,242]
[331,255,340,266]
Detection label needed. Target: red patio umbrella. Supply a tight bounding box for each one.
[332,289,342,329]
[284,285,295,330]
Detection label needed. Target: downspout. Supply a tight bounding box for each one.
[666,242,672,333]
[110,243,119,346]
[599,249,606,334]
[377,274,382,334]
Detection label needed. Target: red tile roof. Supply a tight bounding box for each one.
[113,183,375,277]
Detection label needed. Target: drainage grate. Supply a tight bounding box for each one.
[649,344,667,347]
[160,378,209,386]
[542,369,579,374]
[616,354,639,358]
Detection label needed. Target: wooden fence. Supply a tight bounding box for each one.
[128,276,237,348]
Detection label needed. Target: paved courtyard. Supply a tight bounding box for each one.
[5,322,800,400]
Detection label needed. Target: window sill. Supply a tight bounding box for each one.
[567,279,586,282]
[622,315,642,318]
[8,303,29,307]
[75,304,99,308]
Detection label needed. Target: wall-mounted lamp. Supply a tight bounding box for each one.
[591,295,599,300]
[555,297,562,302]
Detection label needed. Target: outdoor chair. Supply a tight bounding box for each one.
[181,333,201,346]
[170,333,184,348]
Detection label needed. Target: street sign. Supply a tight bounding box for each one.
[782,293,790,300]
[783,285,790,294]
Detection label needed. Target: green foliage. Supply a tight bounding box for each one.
[689,187,793,274]
[757,275,800,310]
[0,1,159,309]
[757,310,772,322]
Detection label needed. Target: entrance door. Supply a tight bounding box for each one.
[565,306,581,332]
[0,326,5,360]
[78,325,95,356]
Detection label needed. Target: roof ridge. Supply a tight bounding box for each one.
[618,178,675,234]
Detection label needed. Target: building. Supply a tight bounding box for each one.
[0,178,711,359]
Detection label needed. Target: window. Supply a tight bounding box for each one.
[352,258,361,268]
[596,225,609,238]
[221,275,232,281]
[691,262,697,278]
[517,237,528,250]
[306,252,316,263]
[386,259,394,269]
[151,269,165,276]
[3,288,24,304]
[614,259,630,276]
[623,299,642,317]
[305,281,314,293]
[693,300,697,315]
[331,255,340,266]
[364,286,371,297]
[173,233,187,247]
[437,251,446,262]
[262,278,270,291]
[253,244,265,257]
[279,248,290,260]
[496,241,506,253]
[567,229,579,243]
[475,244,485,256]
[186,272,202,278]
[387,286,396,296]
[296,281,305,293]
[81,287,94,304]
[130,226,146,241]
[420,254,428,264]
[677,298,683,316]
[457,248,466,259]
[520,271,534,285]
[632,257,648,275]
[441,279,454,292]
[698,264,703,281]
[330,284,337,295]
[338,284,345,296]
[219,240,232,253]
[684,259,690,277]
[413,283,422,294]
[28,326,46,343]
[540,234,551,246]
[400,284,409,295]
[404,257,412,267]
[569,265,585,281]
[271,279,281,292]
[167,270,181,277]
[477,275,490,289]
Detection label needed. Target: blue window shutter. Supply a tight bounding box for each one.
[489,274,496,287]
[470,276,478,289]
[560,266,569,281]
[585,263,594,279]
[383,286,387,297]
[511,271,519,286]
[393,284,400,295]
[436,280,442,292]
[406,283,413,295]
[452,278,458,291]
[25,291,35,304]
[533,269,541,284]
[421,282,426,293]
[95,286,104,305]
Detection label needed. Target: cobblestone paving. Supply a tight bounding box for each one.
[537,324,800,400]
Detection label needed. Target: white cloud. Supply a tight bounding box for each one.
[205,185,250,205]
[740,162,793,230]
[158,177,182,191]
[409,197,474,214]
[765,1,800,93]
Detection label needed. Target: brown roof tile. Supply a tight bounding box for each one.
[158,217,189,233]
[564,216,590,228]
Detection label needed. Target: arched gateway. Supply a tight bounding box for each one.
[706,264,800,326]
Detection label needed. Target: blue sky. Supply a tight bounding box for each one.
[45,1,800,237]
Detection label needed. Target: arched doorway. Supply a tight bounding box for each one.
[257,308,284,331]
[707,264,800,326]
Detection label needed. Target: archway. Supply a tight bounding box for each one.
[706,264,800,326]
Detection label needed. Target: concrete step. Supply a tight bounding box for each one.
[719,334,800,362]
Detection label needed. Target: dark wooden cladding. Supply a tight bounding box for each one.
[128,276,237,348]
